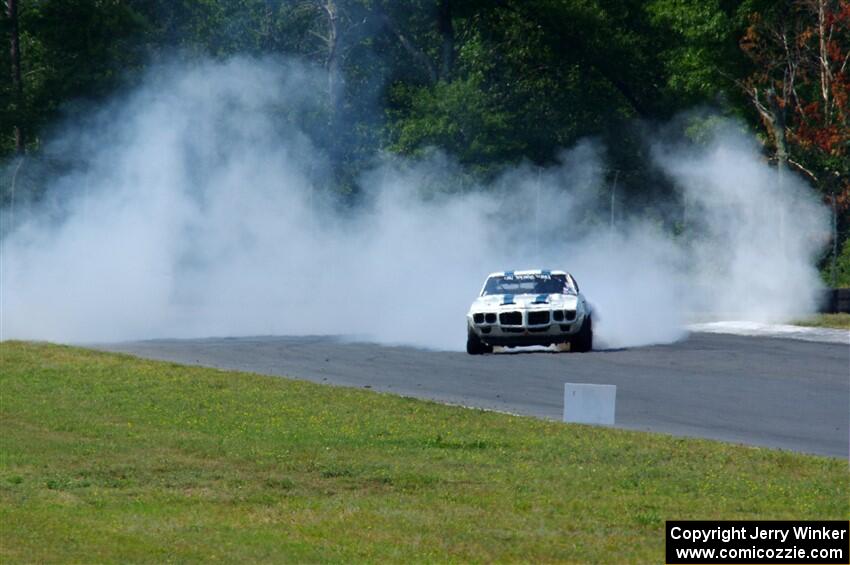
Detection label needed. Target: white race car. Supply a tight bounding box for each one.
[466,270,593,354]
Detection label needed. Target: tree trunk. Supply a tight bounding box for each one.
[323,0,340,129]
[437,0,454,80]
[816,0,832,125]
[380,10,436,82]
[750,86,789,171]
[766,88,788,172]
[7,0,25,153]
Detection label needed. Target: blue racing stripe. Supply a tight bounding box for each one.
[533,294,549,304]
[502,294,515,305]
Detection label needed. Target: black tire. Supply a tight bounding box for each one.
[572,314,593,352]
[466,328,493,355]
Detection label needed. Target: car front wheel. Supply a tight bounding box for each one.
[572,314,593,352]
[466,328,494,355]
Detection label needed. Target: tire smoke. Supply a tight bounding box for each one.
[0,58,829,349]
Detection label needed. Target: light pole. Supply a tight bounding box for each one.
[831,192,838,288]
[535,167,542,256]
[610,170,619,230]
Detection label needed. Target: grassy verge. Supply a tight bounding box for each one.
[792,313,850,330]
[1,342,847,563]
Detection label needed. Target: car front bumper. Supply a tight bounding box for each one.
[467,308,584,346]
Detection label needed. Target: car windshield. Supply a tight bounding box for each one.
[482,273,571,296]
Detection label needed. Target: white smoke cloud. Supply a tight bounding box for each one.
[653,129,830,321]
[0,57,830,350]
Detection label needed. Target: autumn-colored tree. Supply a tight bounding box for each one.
[740,0,850,210]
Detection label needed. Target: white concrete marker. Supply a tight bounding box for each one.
[563,383,616,426]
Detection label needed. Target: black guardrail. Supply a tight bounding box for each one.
[819,288,850,313]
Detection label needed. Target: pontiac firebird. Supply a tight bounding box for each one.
[466,270,593,354]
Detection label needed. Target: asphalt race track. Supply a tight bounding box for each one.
[96,333,850,459]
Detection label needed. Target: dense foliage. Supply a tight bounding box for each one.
[1,0,848,281]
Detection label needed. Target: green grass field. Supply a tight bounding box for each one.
[793,313,850,330]
[1,342,847,563]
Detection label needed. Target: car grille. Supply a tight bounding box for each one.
[564,309,576,321]
[499,311,522,325]
[527,311,550,325]
[485,313,497,324]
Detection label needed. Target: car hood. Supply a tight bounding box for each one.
[469,293,578,311]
